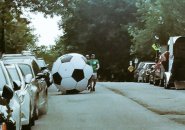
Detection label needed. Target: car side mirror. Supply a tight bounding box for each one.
[25,74,32,84]
[13,80,21,91]
[2,85,13,101]
[36,73,45,79]
[41,67,47,71]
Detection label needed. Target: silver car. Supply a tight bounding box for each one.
[37,58,53,87]
[137,62,155,82]
[0,61,22,130]
[5,63,35,130]
[3,58,48,119]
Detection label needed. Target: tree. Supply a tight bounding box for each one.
[0,0,63,53]
[128,0,185,60]
[56,0,137,81]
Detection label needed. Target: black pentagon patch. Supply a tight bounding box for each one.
[61,55,73,63]
[53,72,62,85]
[72,69,84,82]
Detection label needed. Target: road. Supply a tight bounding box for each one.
[32,82,185,130]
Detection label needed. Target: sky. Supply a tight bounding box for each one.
[28,13,63,46]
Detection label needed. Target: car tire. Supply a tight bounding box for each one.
[22,111,32,130]
[160,77,164,87]
[145,76,149,83]
[149,76,153,84]
[143,77,145,83]
[40,101,48,115]
[154,78,160,86]
[40,91,48,115]
[7,121,16,130]
[34,102,39,120]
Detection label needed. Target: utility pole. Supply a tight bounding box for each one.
[0,0,5,54]
[1,18,5,54]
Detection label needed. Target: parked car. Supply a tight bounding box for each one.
[0,60,21,130]
[137,62,155,82]
[142,63,156,83]
[2,52,38,65]
[148,65,156,84]
[3,58,48,117]
[148,50,169,87]
[134,62,145,81]
[37,58,53,87]
[2,52,51,87]
[163,36,185,89]
[5,63,35,130]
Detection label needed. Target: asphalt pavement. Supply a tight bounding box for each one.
[32,82,185,130]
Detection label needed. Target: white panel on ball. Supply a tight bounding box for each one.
[58,62,74,78]
[70,56,86,69]
[51,58,61,74]
[76,78,88,91]
[83,64,93,79]
[61,77,77,90]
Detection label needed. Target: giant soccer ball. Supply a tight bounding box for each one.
[51,53,93,93]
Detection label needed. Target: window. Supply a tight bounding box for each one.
[18,64,33,77]
[0,65,8,91]
[32,61,40,75]
[37,59,46,68]
[6,67,21,82]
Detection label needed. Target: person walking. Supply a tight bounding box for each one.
[88,54,100,91]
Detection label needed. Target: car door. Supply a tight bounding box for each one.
[0,62,21,130]
[31,61,48,111]
[5,64,32,126]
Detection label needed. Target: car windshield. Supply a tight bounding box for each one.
[148,64,155,68]
[37,60,46,68]
[137,62,144,69]
[0,65,8,91]
[18,64,33,77]
[6,67,21,82]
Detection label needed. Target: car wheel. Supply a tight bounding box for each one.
[22,111,32,130]
[40,100,48,115]
[160,77,164,87]
[149,76,153,84]
[143,77,145,83]
[22,120,31,130]
[34,103,39,120]
[40,91,48,115]
[31,116,35,126]
[154,78,159,86]
[7,121,16,130]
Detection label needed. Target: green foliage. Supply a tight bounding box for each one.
[128,0,185,60]
[0,0,63,53]
[36,45,58,69]
[56,0,137,81]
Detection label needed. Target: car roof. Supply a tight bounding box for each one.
[2,53,37,62]
[3,58,34,65]
[37,58,43,60]
[143,62,155,64]
[142,61,155,63]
